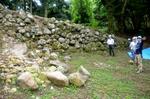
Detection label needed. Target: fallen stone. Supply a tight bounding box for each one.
[64,55,71,62]
[46,71,69,86]
[78,66,91,77]
[58,37,65,43]
[49,60,69,72]
[17,72,38,90]
[24,18,31,24]
[68,72,88,87]
[43,27,51,34]
[49,52,58,60]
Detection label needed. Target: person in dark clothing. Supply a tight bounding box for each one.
[137,36,146,58]
[135,39,143,73]
[106,35,115,56]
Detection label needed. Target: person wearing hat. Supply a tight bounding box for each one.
[135,36,143,73]
[106,35,115,56]
[137,36,146,58]
[129,36,137,60]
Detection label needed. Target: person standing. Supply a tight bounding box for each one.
[134,38,143,73]
[137,36,146,58]
[107,35,115,56]
[129,37,137,60]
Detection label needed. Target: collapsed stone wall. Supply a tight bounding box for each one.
[0,4,127,52]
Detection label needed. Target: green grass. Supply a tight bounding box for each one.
[5,51,150,99]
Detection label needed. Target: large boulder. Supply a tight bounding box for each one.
[68,66,90,87]
[68,72,88,87]
[46,71,69,86]
[78,66,91,77]
[49,60,69,73]
[17,72,38,90]
[49,52,58,60]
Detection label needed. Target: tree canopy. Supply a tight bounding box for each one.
[0,0,150,35]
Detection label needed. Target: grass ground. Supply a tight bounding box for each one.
[1,51,150,99]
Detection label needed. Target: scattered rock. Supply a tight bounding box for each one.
[47,66,57,72]
[78,66,90,77]
[17,72,38,90]
[64,55,71,62]
[43,27,51,34]
[24,18,31,24]
[49,60,69,72]
[49,52,58,60]
[68,66,90,87]
[58,37,65,43]
[46,71,69,86]
[68,72,88,87]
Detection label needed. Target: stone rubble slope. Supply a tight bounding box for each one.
[0,4,127,53]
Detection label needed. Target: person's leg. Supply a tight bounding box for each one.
[140,48,143,58]
[108,45,111,56]
[137,54,143,73]
[134,54,138,66]
[131,51,135,61]
[111,45,115,56]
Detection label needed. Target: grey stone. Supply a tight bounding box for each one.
[78,66,91,77]
[50,17,56,22]
[49,52,58,60]
[19,10,26,19]
[46,71,69,86]
[43,27,51,34]
[37,39,46,45]
[68,72,88,87]
[5,14,12,19]
[24,18,31,24]
[64,55,71,62]
[0,13,3,19]
[4,22,12,26]
[19,28,26,34]
[48,23,55,29]
[16,18,22,23]
[95,31,100,36]
[58,37,65,43]
[27,13,34,19]
[70,40,76,45]
[17,72,38,90]
[20,22,25,27]
[75,42,80,49]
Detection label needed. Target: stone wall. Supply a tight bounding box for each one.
[0,4,127,52]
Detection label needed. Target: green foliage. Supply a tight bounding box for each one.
[101,0,150,34]
[70,0,94,24]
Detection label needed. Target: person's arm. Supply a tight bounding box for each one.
[106,39,109,45]
[129,42,133,50]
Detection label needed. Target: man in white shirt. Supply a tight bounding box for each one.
[129,36,137,60]
[107,35,115,56]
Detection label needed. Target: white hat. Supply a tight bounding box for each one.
[108,35,111,38]
[137,36,142,39]
[132,36,136,40]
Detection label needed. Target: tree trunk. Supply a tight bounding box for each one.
[44,0,48,18]
[29,0,32,14]
[23,0,26,12]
